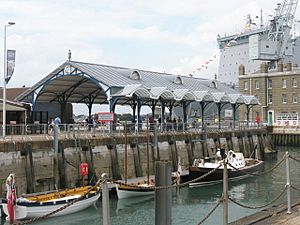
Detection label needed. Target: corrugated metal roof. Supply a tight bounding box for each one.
[15,60,259,106]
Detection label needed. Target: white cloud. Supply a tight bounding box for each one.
[1,0,299,114]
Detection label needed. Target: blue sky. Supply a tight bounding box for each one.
[1,0,300,115]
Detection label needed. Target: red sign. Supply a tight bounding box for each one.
[80,163,88,176]
[97,112,115,122]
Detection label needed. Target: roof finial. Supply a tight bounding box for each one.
[68,49,72,61]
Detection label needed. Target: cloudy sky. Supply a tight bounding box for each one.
[1,0,300,114]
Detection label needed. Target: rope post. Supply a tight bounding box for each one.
[101,173,111,225]
[223,158,228,225]
[155,161,172,225]
[285,152,292,214]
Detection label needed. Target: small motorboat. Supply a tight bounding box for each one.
[2,174,101,222]
[189,150,264,187]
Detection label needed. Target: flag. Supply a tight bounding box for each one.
[6,49,16,83]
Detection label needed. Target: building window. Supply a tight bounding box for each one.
[292,78,297,87]
[255,80,259,89]
[244,81,248,90]
[293,93,298,103]
[268,94,273,104]
[268,79,272,89]
[282,94,287,104]
[282,79,287,88]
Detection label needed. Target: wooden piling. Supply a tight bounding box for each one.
[131,141,143,177]
[185,137,194,166]
[107,140,122,180]
[22,143,35,193]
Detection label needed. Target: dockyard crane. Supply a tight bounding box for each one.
[249,0,298,65]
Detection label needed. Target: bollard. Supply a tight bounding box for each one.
[101,173,111,225]
[285,152,292,214]
[223,158,228,225]
[155,161,172,225]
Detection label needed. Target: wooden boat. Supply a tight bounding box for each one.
[116,121,155,199]
[189,150,264,187]
[2,174,101,222]
[115,182,155,199]
[116,121,181,199]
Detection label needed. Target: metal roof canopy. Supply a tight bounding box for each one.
[16,60,260,112]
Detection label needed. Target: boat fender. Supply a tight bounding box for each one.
[6,174,16,223]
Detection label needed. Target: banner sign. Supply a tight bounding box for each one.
[6,49,16,83]
[97,112,115,122]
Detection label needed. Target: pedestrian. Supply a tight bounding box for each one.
[48,117,54,134]
[53,116,61,132]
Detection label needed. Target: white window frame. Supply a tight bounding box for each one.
[255,80,259,89]
[293,93,298,103]
[268,94,273,104]
[292,78,297,87]
[282,94,287,104]
[244,81,248,90]
[282,79,287,88]
[268,79,272,89]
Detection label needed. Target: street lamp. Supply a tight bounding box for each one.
[2,21,15,137]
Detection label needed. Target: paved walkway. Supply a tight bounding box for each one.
[230,201,300,225]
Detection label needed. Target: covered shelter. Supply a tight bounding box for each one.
[15,58,259,130]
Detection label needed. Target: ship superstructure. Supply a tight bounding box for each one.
[217,0,300,87]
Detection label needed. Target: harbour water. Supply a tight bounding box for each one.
[2,146,300,225]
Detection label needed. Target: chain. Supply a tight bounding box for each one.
[196,198,222,225]
[227,154,286,176]
[289,155,300,164]
[113,163,223,190]
[229,186,287,209]
[13,178,105,225]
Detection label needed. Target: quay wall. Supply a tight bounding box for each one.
[267,126,300,146]
[0,129,272,195]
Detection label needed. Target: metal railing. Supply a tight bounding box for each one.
[0,120,264,139]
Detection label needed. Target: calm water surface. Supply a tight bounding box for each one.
[3,146,300,225]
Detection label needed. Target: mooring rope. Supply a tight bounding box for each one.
[289,155,300,164]
[196,198,222,225]
[291,184,300,192]
[113,163,223,190]
[229,186,287,209]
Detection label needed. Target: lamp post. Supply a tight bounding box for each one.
[2,22,15,137]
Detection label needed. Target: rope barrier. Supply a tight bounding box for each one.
[289,155,300,164]
[113,163,223,190]
[13,178,105,225]
[227,154,286,176]
[229,186,287,209]
[196,198,222,225]
[291,185,300,192]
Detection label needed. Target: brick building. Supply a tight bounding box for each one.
[239,62,300,126]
